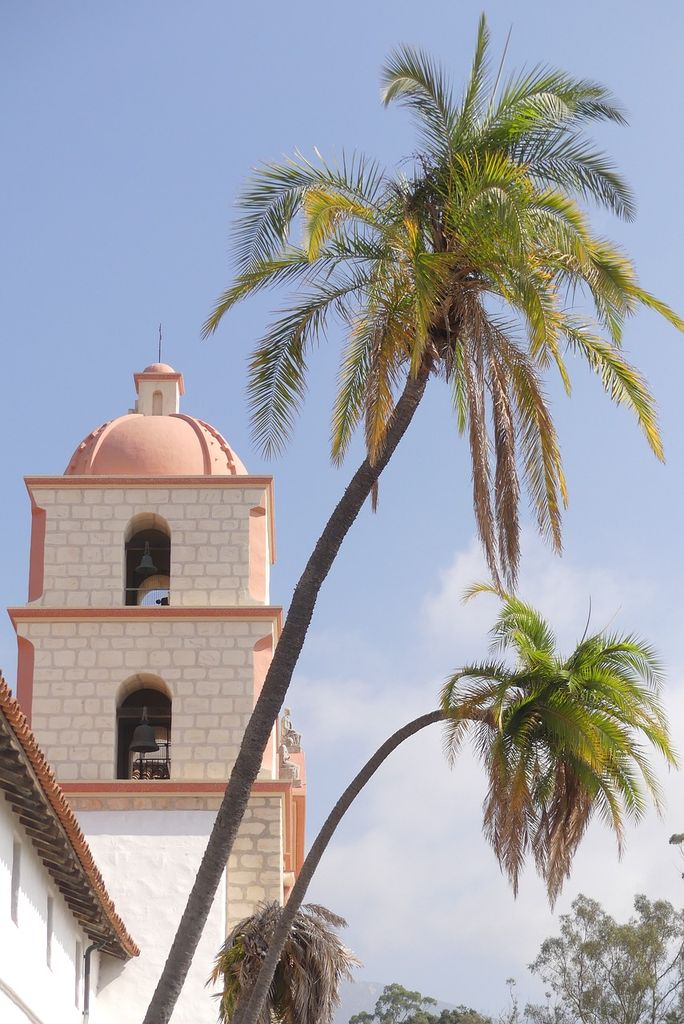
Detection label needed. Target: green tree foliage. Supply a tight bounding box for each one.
[350,983,491,1024]
[438,1012,493,1024]
[350,983,437,1024]
[527,895,684,1024]
[442,589,677,902]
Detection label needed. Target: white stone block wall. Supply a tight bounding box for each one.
[227,795,284,928]
[17,616,277,781]
[27,483,271,608]
[0,796,95,1024]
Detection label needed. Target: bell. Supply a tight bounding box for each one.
[129,708,159,753]
[135,541,157,578]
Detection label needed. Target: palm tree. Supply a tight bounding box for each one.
[208,902,359,1024]
[232,593,676,1024]
[443,584,678,902]
[143,20,683,1022]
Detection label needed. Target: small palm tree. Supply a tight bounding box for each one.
[443,585,678,902]
[234,593,676,1024]
[208,902,358,1024]
[144,20,683,1023]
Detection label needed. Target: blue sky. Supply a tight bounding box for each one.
[3,0,684,1012]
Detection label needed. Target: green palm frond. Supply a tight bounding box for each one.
[457,12,491,132]
[513,131,634,220]
[330,320,377,465]
[441,592,678,903]
[487,66,628,138]
[248,272,371,457]
[381,45,458,156]
[632,287,684,331]
[225,152,387,280]
[303,188,383,260]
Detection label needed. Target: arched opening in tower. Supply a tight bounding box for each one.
[116,687,172,780]
[124,522,171,606]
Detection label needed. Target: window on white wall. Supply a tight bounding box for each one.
[75,940,83,1008]
[11,840,21,925]
[46,895,54,968]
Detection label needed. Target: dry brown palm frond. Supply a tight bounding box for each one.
[541,761,594,904]
[463,331,500,584]
[209,901,359,1024]
[488,345,520,576]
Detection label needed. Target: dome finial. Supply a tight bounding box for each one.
[158,322,163,364]
[134,363,185,416]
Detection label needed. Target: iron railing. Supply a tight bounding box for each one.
[128,741,171,780]
[130,758,171,780]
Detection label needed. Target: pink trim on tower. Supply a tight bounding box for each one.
[249,503,268,601]
[25,474,274,487]
[60,780,294,795]
[8,605,283,630]
[28,498,46,602]
[133,370,185,393]
[16,637,35,721]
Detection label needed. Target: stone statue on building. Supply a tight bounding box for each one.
[281,707,301,752]
[279,741,300,786]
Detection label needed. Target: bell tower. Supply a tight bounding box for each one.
[9,363,306,1022]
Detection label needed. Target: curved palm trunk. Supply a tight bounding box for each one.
[143,367,430,1024]
[233,709,445,1024]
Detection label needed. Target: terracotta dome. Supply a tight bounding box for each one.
[65,363,247,476]
[65,414,247,476]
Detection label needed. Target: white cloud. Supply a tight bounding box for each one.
[421,531,658,661]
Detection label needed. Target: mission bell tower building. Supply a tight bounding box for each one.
[9,363,306,1022]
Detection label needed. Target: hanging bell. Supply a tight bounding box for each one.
[135,541,157,578]
[129,708,160,753]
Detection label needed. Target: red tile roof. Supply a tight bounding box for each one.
[0,675,139,959]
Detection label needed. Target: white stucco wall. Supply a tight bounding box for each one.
[77,797,284,1023]
[0,796,97,1024]
[80,809,226,1024]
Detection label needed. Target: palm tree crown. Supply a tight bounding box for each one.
[441,586,678,903]
[203,16,682,584]
[209,902,358,1024]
